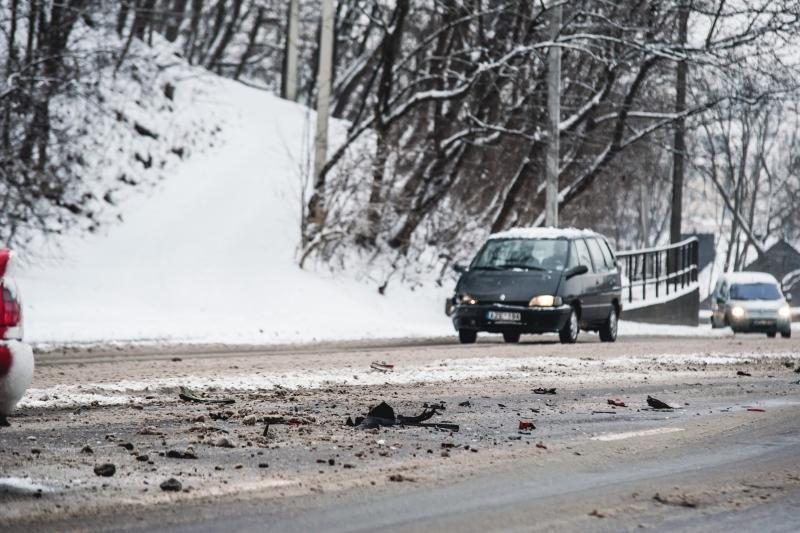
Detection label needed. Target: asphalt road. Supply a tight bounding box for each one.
[2,334,800,532]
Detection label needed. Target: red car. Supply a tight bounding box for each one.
[0,249,33,427]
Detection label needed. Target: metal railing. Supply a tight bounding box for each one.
[617,237,699,304]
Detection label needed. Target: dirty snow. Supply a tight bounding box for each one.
[20,350,798,409]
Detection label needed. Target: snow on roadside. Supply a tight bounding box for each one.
[20,350,799,409]
[618,320,731,337]
[17,76,452,346]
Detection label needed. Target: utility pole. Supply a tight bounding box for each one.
[282,0,300,101]
[545,3,562,228]
[309,0,335,225]
[670,1,689,244]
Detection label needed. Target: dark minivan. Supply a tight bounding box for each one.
[449,228,622,344]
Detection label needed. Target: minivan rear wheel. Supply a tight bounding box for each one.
[503,332,521,343]
[781,329,791,339]
[767,332,777,338]
[599,307,618,342]
[458,329,477,344]
[559,308,579,344]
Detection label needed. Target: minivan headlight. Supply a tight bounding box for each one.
[730,306,745,319]
[778,305,791,319]
[529,295,562,307]
[460,293,477,305]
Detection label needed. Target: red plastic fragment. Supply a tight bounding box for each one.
[0,249,9,278]
[746,408,765,412]
[0,345,11,378]
[607,399,627,407]
[518,420,535,431]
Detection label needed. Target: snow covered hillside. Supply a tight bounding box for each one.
[16,77,452,345]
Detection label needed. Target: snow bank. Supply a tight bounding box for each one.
[17,77,451,345]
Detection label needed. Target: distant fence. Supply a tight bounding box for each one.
[617,237,699,304]
[617,237,700,326]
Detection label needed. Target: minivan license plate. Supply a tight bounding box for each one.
[487,311,521,322]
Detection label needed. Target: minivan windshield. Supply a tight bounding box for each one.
[471,238,568,271]
[730,282,782,301]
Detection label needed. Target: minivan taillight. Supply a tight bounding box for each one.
[0,284,20,328]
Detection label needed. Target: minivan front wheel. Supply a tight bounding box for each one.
[459,329,477,344]
[559,308,579,344]
[599,307,618,342]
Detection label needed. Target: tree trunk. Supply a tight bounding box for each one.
[234,6,263,80]
[185,0,203,63]
[205,0,243,71]
[363,0,410,245]
[164,0,189,42]
[116,1,133,36]
[670,1,689,244]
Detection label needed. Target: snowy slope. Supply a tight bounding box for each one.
[17,77,452,345]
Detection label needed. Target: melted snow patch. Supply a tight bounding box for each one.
[0,477,58,495]
[591,427,684,442]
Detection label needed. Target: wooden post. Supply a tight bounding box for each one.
[283,0,299,101]
[310,0,335,224]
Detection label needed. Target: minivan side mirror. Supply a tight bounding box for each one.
[716,296,725,304]
[565,265,589,279]
[453,263,467,274]
[786,293,793,304]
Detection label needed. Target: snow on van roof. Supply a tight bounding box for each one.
[488,227,597,240]
[720,271,779,285]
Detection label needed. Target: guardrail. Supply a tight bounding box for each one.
[617,237,699,304]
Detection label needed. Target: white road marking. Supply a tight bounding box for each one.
[590,427,684,442]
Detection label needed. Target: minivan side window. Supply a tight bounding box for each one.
[586,238,610,272]
[574,239,594,272]
[567,242,580,269]
[599,239,616,270]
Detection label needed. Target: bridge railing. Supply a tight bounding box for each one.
[617,237,699,304]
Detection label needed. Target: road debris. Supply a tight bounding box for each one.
[737,370,752,377]
[653,492,698,508]
[746,407,766,412]
[178,387,235,405]
[458,400,471,407]
[607,399,626,407]
[214,436,236,448]
[646,396,673,410]
[535,442,548,450]
[160,478,182,492]
[350,401,459,432]
[93,463,116,477]
[533,388,557,395]
[166,446,198,459]
[518,420,536,431]
[589,509,606,518]
[389,474,414,482]
[370,361,394,372]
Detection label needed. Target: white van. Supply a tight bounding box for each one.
[711,272,792,338]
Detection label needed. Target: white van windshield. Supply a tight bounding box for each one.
[730,283,782,301]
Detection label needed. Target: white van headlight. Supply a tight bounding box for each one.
[778,306,791,319]
[730,306,746,319]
